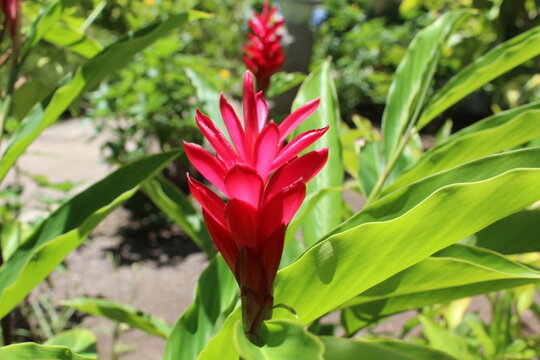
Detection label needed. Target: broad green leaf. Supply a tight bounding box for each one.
[0,151,180,319]
[420,317,479,360]
[358,141,383,195]
[471,208,540,254]
[341,244,540,333]
[291,60,344,247]
[163,255,237,360]
[197,308,242,360]
[0,343,94,360]
[45,329,97,357]
[233,319,324,360]
[418,26,540,129]
[22,0,78,56]
[331,148,540,237]
[0,10,208,183]
[185,67,225,135]
[142,176,214,256]
[321,336,457,360]
[44,25,102,58]
[265,72,306,99]
[381,11,465,159]
[272,149,540,324]
[63,298,171,338]
[386,105,540,194]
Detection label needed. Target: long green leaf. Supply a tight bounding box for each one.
[0,150,180,319]
[0,343,94,360]
[418,26,540,129]
[291,60,344,247]
[321,337,457,360]
[471,208,540,254]
[272,151,540,324]
[22,0,78,57]
[381,11,465,159]
[233,319,324,360]
[44,329,97,358]
[386,105,540,194]
[163,255,237,360]
[44,25,103,58]
[63,298,171,338]
[0,10,208,183]
[341,244,540,333]
[420,317,479,360]
[331,148,540,236]
[141,176,214,256]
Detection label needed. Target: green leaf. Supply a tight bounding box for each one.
[185,67,225,135]
[0,10,208,183]
[197,308,242,360]
[420,317,479,360]
[341,244,540,333]
[471,208,540,254]
[386,105,540,194]
[418,25,540,129]
[0,150,180,319]
[381,11,465,159]
[44,25,103,58]
[272,148,540,324]
[22,0,78,57]
[163,255,237,360]
[233,319,324,360]
[321,336,457,360]
[63,298,171,338]
[265,72,306,99]
[44,329,97,357]
[0,343,94,360]
[141,176,214,256]
[291,60,344,247]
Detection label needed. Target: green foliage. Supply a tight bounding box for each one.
[63,298,171,338]
[291,60,344,247]
[0,150,181,319]
[0,342,95,360]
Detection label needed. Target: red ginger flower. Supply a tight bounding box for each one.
[243,0,285,93]
[184,71,328,342]
[0,0,21,37]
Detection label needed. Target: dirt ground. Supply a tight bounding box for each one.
[5,119,539,359]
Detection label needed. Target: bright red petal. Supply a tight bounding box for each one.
[255,91,268,131]
[225,199,259,251]
[259,180,305,243]
[278,98,320,142]
[266,148,328,199]
[254,122,279,179]
[224,165,263,208]
[183,142,227,192]
[195,110,237,168]
[187,174,225,225]
[272,126,328,171]
[220,93,247,160]
[203,210,237,271]
[243,71,259,145]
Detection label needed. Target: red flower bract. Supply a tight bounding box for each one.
[0,0,21,37]
[184,71,328,342]
[243,0,285,93]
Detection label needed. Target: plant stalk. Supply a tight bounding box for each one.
[365,129,413,206]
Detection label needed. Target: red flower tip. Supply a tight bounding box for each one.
[1,0,21,37]
[243,0,285,93]
[185,73,328,341]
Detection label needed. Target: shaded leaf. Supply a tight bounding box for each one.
[419,26,540,129]
[63,298,171,338]
[291,60,344,247]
